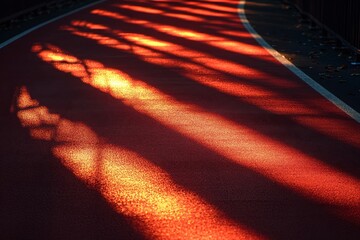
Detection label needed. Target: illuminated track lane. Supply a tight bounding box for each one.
[1,0,360,239]
[63,18,360,148]
[32,44,360,224]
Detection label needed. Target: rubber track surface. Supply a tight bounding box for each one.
[1,0,359,239]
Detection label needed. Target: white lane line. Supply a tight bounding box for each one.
[238,0,360,123]
[0,0,105,49]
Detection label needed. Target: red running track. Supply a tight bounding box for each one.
[1,0,360,239]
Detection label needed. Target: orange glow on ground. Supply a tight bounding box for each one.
[91,9,268,57]
[218,30,255,38]
[183,1,236,13]
[16,87,263,240]
[71,20,109,29]
[163,12,203,22]
[33,45,360,224]
[91,9,127,20]
[16,87,60,128]
[123,34,171,47]
[120,4,164,14]
[63,22,360,148]
[156,5,231,17]
[62,27,132,52]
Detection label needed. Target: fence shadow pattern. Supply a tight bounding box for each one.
[1,0,360,239]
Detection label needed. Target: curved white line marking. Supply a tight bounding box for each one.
[0,0,105,49]
[238,0,360,123]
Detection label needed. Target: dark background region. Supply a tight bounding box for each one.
[245,0,360,114]
[0,0,98,44]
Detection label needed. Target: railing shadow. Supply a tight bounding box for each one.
[9,44,359,239]
[1,0,360,239]
[0,110,145,240]
[48,24,360,178]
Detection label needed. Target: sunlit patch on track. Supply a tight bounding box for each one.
[32,44,360,225]
[16,86,263,240]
